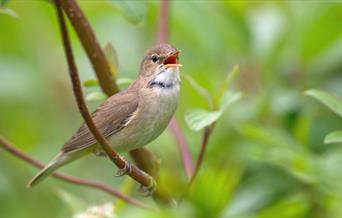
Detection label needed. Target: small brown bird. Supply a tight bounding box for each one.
[28,43,182,187]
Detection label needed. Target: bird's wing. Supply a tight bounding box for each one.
[61,90,139,153]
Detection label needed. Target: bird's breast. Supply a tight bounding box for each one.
[107,86,179,152]
[137,86,179,139]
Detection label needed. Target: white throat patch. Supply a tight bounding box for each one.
[153,67,180,88]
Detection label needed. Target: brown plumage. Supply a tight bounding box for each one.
[28,43,181,187]
[62,90,139,153]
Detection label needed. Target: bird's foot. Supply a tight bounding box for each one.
[138,176,157,196]
[114,158,132,177]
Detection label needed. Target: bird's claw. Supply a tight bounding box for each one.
[138,177,157,196]
[113,158,156,196]
[114,159,132,177]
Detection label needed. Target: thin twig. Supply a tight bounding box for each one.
[60,0,119,96]
[54,0,155,190]
[0,136,151,210]
[189,126,213,186]
[180,124,214,201]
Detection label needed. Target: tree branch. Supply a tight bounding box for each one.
[54,0,155,191]
[60,0,118,96]
[130,148,175,206]
[0,135,151,210]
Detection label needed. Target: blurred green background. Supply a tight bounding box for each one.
[1,0,342,217]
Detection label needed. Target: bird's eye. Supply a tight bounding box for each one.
[151,54,159,63]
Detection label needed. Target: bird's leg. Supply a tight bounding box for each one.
[138,175,157,196]
[113,155,156,195]
[114,157,132,177]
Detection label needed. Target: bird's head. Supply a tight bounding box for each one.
[140,43,182,75]
[138,44,182,89]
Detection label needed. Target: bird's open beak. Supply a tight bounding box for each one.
[163,51,182,67]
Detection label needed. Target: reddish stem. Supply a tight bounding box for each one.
[156,0,194,180]
[191,127,212,183]
[169,118,194,179]
[156,0,170,44]
[180,125,214,200]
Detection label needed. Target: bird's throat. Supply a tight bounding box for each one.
[150,67,180,90]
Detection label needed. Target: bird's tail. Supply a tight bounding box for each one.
[27,152,72,188]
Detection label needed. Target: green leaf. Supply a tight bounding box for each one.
[183,73,213,109]
[104,42,119,77]
[117,77,133,86]
[185,91,241,131]
[324,130,342,144]
[185,109,222,131]
[0,7,18,18]
[84,77,132,88]
[219,91,242,111]
[83,79,98,88]
[86,91,107,102]
[305,89,342,118]
[109,0,147,24]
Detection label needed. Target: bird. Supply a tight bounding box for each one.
[28,43,182,187]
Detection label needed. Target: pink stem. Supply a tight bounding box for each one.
[155,0,194,180]
[156,0,170,44]
[179,126,213,201]
[169,117,194,179]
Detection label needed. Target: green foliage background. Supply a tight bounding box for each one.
[0,1,341,217]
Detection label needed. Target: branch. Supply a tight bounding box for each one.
[54,0,155,191]
[60,0,118,96]
[130,148,175,206]
[0,136,151,210]
[180,125,214,200]
[155,0,194,180]
[193,127,213,180]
